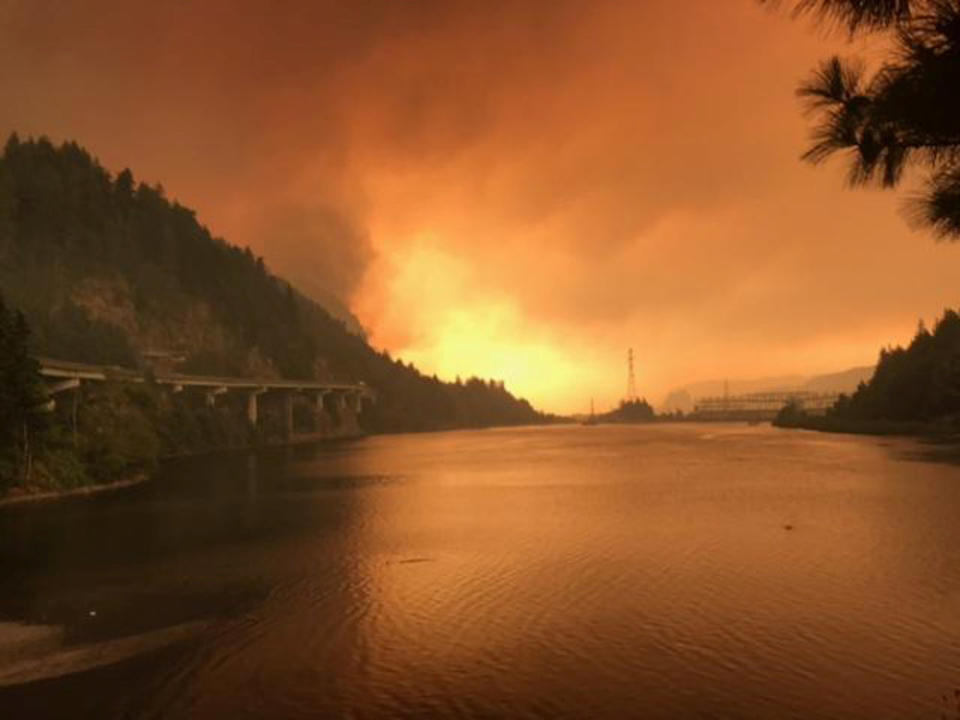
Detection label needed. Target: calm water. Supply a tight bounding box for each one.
[1,424,959,718]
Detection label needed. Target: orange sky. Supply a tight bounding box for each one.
[2,0,957,413]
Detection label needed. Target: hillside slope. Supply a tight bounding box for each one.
[776,311,960,434]
[0,135,543,433]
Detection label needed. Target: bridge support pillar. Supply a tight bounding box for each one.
[313,391,334,436]
[283,392,295,438]
[43,378,80,412]
[315,391,328,414]
[70,384,80,447]
[246,388,266,425]
[205,386,227,407]
[331,390,361,437]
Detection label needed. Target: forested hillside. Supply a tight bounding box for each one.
[0,135,543,435]
[830,310,960,423]
[776,309,960,433]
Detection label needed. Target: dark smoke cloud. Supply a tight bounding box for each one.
[1,0,957,411]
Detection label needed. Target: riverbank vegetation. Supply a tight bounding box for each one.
[775,308,960,436]
[0,294,47,491]
[0,294,281,494]
[0,135,546,496]
[601,398,657,423]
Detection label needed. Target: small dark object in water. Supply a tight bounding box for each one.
[784,524,794,531]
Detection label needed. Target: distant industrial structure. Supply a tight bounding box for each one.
[692,390,840,422]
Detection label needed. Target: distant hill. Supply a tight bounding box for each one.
[600,398,656,423]
[659,366,875,413]
[0,135,544,433]
[799,366,874,393]
[301,285,367,339]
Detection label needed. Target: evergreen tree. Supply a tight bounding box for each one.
[778,306,960,428]
[767,0,960,236]
[0,293,47,486]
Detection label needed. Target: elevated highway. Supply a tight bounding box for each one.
[37,357,375,435]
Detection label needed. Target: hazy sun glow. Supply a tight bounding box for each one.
[5,0,959,413]
[358,239,605,414]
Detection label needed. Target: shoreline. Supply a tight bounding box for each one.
[0,474,150,508]
[0,424,523,507]
[0,430,372,508]
[773,416,960,440]
[1,420,768,508]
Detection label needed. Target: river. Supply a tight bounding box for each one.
[1,423,958,718]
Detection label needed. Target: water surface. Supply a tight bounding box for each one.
[1,424,959,718]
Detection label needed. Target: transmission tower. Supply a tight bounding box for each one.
[626,348,638,402]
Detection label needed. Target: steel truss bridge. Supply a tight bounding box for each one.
[692,390,840,421]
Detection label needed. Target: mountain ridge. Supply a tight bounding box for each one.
[0,134,545,433]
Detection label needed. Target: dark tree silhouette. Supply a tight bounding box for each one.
[0,293,47,486]
[775,307,960,429]
[775,0,915,31]
[766,0,960,237]
[601,398,656,424]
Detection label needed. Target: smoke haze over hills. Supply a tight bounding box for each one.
[659,366,876,414]
[2,0,957,412]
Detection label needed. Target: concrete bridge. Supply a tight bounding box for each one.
[37,357,376,438]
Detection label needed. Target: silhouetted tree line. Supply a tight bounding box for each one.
[776,308,960,431]
[602,398,656,424]
[0,293,47,489]
[0,135,543,465]
[0,134,316,376]
[833,310,960,421]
